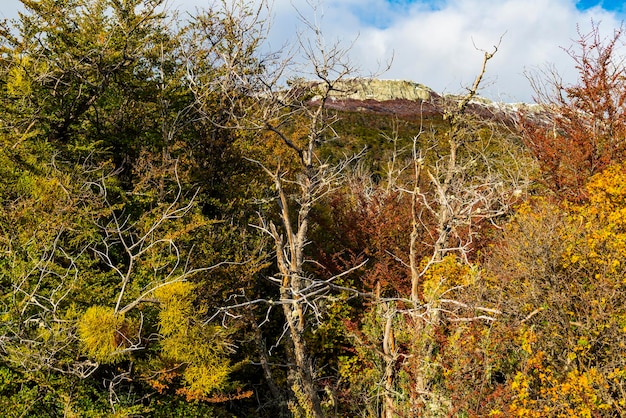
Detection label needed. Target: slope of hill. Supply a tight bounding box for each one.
[303,78,536,123]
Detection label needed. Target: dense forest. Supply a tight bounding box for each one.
[2,0,626,416]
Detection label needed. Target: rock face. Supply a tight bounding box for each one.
[291,78,530,123]
[327,79,438,101]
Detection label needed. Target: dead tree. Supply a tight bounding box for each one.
[253,53,364,418]
[183,1,372,416]
[367,43,531,416]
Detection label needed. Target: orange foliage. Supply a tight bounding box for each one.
[520,23,626,202]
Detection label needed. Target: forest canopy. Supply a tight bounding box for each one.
[1,1,626,417]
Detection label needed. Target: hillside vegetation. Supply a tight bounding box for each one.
[2,1,626,417]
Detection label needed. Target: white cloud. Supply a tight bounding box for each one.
[253,0,624,102]
[3,0,624,102]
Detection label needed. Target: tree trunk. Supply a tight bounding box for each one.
[270,174,324,418]
[382,301,397,418]
[253,328,284,408]
[282,301,324,418]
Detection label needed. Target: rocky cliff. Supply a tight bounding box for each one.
[324,79,438,101]
[293,78,537,122]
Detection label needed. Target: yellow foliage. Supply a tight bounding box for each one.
[6,54,49,98]
[77,306,125,364]
[153,281,233,399]
[510,329,611,417]
[586,162,626,220]
[7,56,32,97]
[517,326,538,355]
[153,281,195,337]
[181,362,231,400]
[564,162,626,277]
[421,254,474,301]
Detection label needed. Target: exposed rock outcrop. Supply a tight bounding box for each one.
[288,78,536,123]
[327,79,439,101]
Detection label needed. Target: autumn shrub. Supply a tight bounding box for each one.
[520,23,626,202]
[484,162,626,415]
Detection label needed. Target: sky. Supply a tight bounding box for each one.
[1,0,625,102]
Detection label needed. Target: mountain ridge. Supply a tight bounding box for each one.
[300,78,538,121]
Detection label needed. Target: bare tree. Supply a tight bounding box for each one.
[183,1,376,415]
[94,163,201,319]
[356,44,532,417]
[403,43,533,303]
[251,28,367,418]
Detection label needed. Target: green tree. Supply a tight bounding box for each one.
[0,1,252,414]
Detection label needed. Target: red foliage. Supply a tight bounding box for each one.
[520,22,626,202]
[312,184,434,296]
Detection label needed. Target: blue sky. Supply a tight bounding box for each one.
[2,0,626,102]
[576,0,625,11]
[367,0,625,13]
[352,0,626,28]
